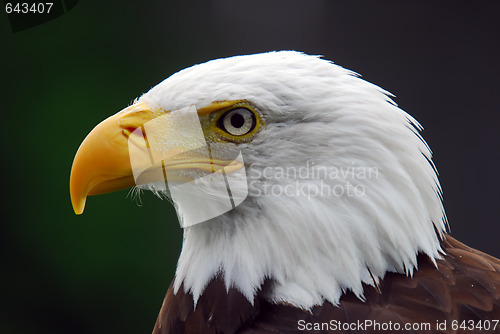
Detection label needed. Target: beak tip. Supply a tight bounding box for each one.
[71,197,86,215]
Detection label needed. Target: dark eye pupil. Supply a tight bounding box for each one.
[230,113,245,128]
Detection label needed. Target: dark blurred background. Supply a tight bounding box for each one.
[1,1,499,333]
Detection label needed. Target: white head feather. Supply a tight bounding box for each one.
[139,51,447,309]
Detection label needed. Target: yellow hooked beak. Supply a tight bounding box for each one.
[70,101,246,215]
[70,103,157,215]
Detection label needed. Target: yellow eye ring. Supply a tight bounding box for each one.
[219,108,255,135]
[213,103,262,142]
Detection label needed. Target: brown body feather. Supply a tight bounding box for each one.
[153,235,500,334]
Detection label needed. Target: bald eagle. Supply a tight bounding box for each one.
[70,52,500,333]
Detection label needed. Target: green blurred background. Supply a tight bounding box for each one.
[1,1,499,333]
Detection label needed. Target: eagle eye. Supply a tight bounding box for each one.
[219,107,256,136]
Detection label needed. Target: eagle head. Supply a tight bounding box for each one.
[70,51,446,309]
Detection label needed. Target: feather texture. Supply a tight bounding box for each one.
[139,52,447,309]
[153,235,500,334]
